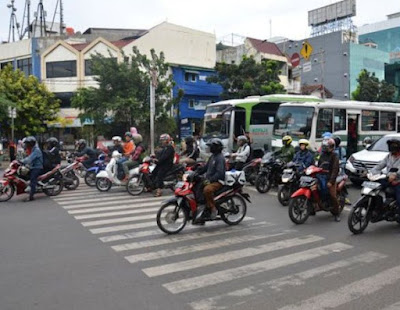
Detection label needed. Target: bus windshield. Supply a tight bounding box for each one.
[273,106,314,138]
[203,113,230,140]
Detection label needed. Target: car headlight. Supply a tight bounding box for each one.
[349,155,355,164]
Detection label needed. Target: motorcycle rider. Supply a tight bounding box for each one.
[122,134,146,181]
[75,139,96,169]
[196,138,226,220]
[231,135,251,171]
[153,134,175,197]
[276,135,295,163]
[109,136,124,154]
[21,136,43,202]
[292,139,314,173]
[43,137,61,173]
[318,138,340,222]
[180,136,199,165]
[370,138,400,219]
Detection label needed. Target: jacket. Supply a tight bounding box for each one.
[123,140,135,157]
[293,150,314,172]
[198,153,226,183]
[43,146,61,170]
[182,142,199,160]
[157,144,175,166]
[278,145,295,163]
[234,143,251,163]
[318,151,339,184]
[76,147,96,159]
[371,154,400,177]
[22,145,43,169]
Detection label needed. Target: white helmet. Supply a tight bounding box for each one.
[112,136,122,142]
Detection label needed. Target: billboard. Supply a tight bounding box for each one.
[308,0,356,26]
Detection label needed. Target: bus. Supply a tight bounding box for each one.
[272,100,400,154]
[199,94,322,158]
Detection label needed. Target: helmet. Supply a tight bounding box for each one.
[132,134,143,144]
[159,133,171,142]
[322,138,335,152]
[387,139,400,154]
[46,137,59,148]
[322,132,333,139]
[334,137,341,148]
[124,132,133,138]
[24,136,36,147]
[112,136,122,142]
[78,139,87,147]
[206,138,224,154]
[363,137,373,147]
[185,136,194,144]
[282,135,292,146]
[237,135,248,144]
[298,139,309,147]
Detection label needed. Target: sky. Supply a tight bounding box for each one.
[0,0,398,43]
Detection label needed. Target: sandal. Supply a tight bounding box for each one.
[154,189,162,197]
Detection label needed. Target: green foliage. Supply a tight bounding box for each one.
[0,65,60,137]
[352,69,396,102]
[72,48,183,141]
[207,56,286,99]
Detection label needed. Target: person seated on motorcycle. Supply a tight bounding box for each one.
[43,137,61,173]
[276,135,295,163]
[334,137,346,170]
[318,138,340,222]
[122,134,146,181]
[75,139,96,169]
[231,135,251,171]
[123,132,135,157]
[153,134,175,197]
[109,136,124,154]
[180,136,199,166]
[370,138,400,220]
[20,136,43,202]
[196,138,226,220]
[292,139,313,173]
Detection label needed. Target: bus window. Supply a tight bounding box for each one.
[234,107,246,137]
[398,117,400,132]
[380,111,396,131]
[273,106,314,138]
[316,108,333,138]
[334,109,346,132]
[250,102,280,125]
[362,110,379,131]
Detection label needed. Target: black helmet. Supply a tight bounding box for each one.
[206,138,223,154]
[77,139,87,149]
[125,132,133,138]
[185,136,194,144]
[387,139,400,154]
[46,137,59,148]
[334,136,341,148]
[24,136,36,147]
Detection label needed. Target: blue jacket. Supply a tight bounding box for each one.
[293,150,314,172]
[22,145,43,169]
[335,146,346,169]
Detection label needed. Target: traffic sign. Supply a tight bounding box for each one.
[303,62,312,73]
[300,41,313,61]
[291,53,300,68]
[8,107,16,119]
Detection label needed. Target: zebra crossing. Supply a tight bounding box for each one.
[52,185,400,310]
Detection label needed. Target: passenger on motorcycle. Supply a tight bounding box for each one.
[122,134,146,181]
[123,132,135,157]
[153,134,175,197]
[109,136,124,154]
[231,135,251,171]
[370,138,400,219]
[43,137,61,173]
[21,136,43,202]
[196,138,226,220]
[318,138,341,222]
[75,139,96,169]
[292,139,314,173]
[334,136,346,170]
[276,135,295,163]
[180,136,199,165]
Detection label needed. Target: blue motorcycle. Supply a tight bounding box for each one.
[84,154,107,187]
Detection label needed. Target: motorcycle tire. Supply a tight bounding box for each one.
[157,202,188,234]
[65,173,80,191]
[348,199,370,234]
[0,183,15,202]
[126,174,145,196]
[219,195,247,225]
[255,174,271,193]
[288,195,310,224]
[43,179,64,196]
[96,177,112,192]
[84,171,97,187]
[277,185,291,207]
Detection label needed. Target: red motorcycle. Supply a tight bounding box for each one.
[0,161,64,202]
[156,170,251,234]
[288,165,348,224]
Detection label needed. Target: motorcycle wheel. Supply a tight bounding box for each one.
[288,195,310,224]
[348,199,370,234]
[126,174,145,196]
[255,174,271,193]
[157,202,188,234]
[65,172,80,190]
[277,185,291,207]
[96,178,112,192]
[220,195,247,225]
[84,171,97,187]
[43,179,64,196]
[0,183,15,202]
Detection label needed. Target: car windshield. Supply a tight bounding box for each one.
[273,106,314,138]
[369,136,391,152]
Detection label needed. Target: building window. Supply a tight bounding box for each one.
[46,60,77,78]
[0,61,13,70]
[54,92,74,108]
[85,59,93,76]
[362,110,379,131]
[185,72,197,82]
[17,58,32,76]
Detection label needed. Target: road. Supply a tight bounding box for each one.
[1,181,400,310]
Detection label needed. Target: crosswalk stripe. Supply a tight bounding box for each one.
[381,301,400,310]
[189,251,387,310]
[89,221,156,234]
[54,192,129,202]
[114,221,278,252]
[74,207,160,220]
[277,264,400,310]
[163,242,352,294]
[58,195,139,205]
[124,230,294,263]
[144,235,324,277]
[67,201,161,214]
[81,214,156,227]
[99,218,260,243]
[62,196,168,209]
[55,188,100,196]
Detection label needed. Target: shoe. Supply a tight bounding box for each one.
[154,189,162,197]
[345,198,351,205]
[210,208,218,220]
[334,215,341,222]
[24,186,31,193]
[24,196,35,202]
[309,209,316,216]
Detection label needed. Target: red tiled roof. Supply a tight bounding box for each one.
[68,38,134,51]
[302,84,333,98]
[247,38,284,57]
[69,43,90,51]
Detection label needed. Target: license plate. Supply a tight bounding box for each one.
[361,181,380,189]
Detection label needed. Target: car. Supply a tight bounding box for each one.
[345,133,400,186]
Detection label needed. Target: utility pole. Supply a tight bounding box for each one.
[150,69,158,155]
[34,0,47,37]
[59,0,64,35]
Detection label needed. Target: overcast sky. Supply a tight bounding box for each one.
[0,0,398,44]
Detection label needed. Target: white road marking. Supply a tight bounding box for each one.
[81,214,156,227]
[74,207,160,220]
[89,221,156,234]
[62,196,168,209]
[68,201,161,214]
[54,192,129,202]
[58,195,142,205]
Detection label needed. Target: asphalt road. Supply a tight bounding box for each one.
[1,181,400,310]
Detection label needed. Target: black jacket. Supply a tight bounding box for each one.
[43,147,61,170]
[157,144,175,166]
[198,153,226,183]
[76,147,96,159]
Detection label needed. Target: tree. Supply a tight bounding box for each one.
[0,65,60,137]
[352,69,396,102]
[207,56,286,99]
[72,48,183,141]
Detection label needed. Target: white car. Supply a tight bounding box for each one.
[345,134,400,185]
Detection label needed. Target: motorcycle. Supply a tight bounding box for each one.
[226,154,262,186]
[156,170,251,234]
[126,156,185,196]
[66,152,89,178]
[288,165,348,224]
[277,162,302,206]
[348,170,400,234]
[0,161,64,202]
[255,152,285,193]
[84,154,107,187]
[60,162,80,191]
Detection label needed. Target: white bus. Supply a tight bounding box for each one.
[199,94,322,158]
[272,100,400,154]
